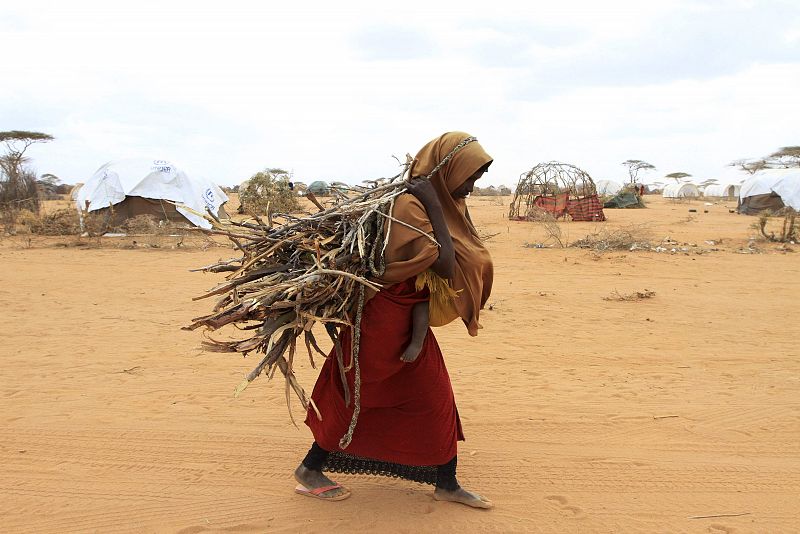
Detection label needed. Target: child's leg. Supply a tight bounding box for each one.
[401,300,429,363]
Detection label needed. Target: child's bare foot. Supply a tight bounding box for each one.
[433,486,493,509]
[401,341,423,363]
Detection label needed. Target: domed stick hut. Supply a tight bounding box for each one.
[508,161,605,222]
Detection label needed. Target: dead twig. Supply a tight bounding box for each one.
[688,512,751,520]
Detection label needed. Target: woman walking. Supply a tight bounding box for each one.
[295,132,494,509]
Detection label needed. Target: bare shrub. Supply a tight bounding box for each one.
[0,169,40,233]
[25,208,82,235]
[123,214,162,234]
[523,205,556,222]
[82,209,114,237]
[571,224,653,252]
[119,214,200,248]
[5,204,222,250]
[525,206,566,247]
[472,186,503,196]
[239,170,299,216]
[13,209,39,233]
[753,210,798,243]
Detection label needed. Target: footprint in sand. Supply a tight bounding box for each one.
[708,524,737,534]
[543,495,586,519]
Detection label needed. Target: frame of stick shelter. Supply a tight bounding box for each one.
[508,161,605,222]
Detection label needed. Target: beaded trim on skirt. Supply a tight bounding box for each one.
[322,451,439,486]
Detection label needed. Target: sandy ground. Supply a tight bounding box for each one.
[1,195,798,533]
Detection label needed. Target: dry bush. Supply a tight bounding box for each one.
[123,214,162,234]
[472,186,503,196]
[571,224,653,252]
[121,214,167,249]
[520,205,560,222]
[13,209,39,232]
[16,208,113,238]
[239,170,299,216]
[119,215,202,248]
[22,208,81,235]
[541,219,565,248]
[524,206,566,247]
[3,205,221,250]
[82,210,114,237]
[753,210,798,243]
[0,170,40,233]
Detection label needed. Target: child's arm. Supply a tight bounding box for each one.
[401,300,430,363]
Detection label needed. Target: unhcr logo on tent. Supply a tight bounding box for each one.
[152,159,172,173]
[203,188,215,209]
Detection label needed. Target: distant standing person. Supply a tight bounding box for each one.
[294,132,495,508]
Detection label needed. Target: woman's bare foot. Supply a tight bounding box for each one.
[294,464,350,500]
[433,486,493,509]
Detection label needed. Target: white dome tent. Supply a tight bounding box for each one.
[662,183,700,198]
[738,168,800,214]
[75,158,228,229]
[703,183,741,198]
[595,179,623,195]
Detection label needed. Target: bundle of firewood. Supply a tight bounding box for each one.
[186,137,475,447]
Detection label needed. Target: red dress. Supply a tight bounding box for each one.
[305,278,464,467]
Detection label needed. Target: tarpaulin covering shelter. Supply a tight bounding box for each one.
[308,181,330,195]
[567,196,605,220]
[75,159,228,229]
[738,169,800,214]
[603,191,643,209]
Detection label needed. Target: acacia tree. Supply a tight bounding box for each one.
[768,146,800,167]
[37,173,64,198]
[732,159,767,174]
[1,130,54,180]
[665,172,692,183]
[622,159,655,184]
[0,131,54,230]
[731,146,800,174]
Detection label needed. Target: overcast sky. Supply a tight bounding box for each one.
[2,0,798,187]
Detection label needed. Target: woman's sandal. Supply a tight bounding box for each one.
[294,483,351,501]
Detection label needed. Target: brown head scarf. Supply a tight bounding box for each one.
[378,132,494,336]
